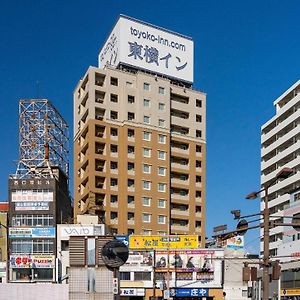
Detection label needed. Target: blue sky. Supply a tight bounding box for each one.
[1,0,299,252]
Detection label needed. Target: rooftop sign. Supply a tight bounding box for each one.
[99,15,194,83]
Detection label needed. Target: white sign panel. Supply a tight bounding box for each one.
[99,15,194,83]
[60,225,105,238]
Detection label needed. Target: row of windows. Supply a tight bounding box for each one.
[11,240,54,254]
[110,212,166,224]
[11,215,54,227]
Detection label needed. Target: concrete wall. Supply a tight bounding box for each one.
[0,283,68,300]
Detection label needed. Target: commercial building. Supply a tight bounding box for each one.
[261,80,300,257]
[74,15,206,242]
[8,99,72,282]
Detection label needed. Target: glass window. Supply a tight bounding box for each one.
[143,181,151,190]
[158,183,166,192]
[158,167,166,176]
[144,83,150,91]
[143,148,151,157]
[158,119,165,127]
[158,134,166,144]
[87,238,96,266]
[159,102,165,110]
[143,99,150,107]
[142,197,151,206]
[159,87,165,95]
[143,214,151,223]
[143,131,151,141]
[143,116,150,124]
[158,199,166,208]
[158,150,166,160]
[143,164,151,174]
[158,215,166,224]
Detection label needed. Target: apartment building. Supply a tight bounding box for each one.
[261,80,300,256]
[74,15,206,244]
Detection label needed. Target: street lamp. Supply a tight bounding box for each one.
[246,167,293,300]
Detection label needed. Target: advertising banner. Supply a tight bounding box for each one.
[9,227,55,238]
[10,255,55,268]
[129,235,198,249]
[11,190,53,202]
[59,225,105,238]
[99,15,194,83]
[15,201,49,211]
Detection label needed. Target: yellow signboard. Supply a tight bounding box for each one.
[281,289,300,296]
[129,235,198,249]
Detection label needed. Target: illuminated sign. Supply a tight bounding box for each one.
[99,15,194,83]
[129,235,198,249]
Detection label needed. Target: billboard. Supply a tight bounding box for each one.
[99,15,194,83]
[10,255,55,268]
[9,227,55,238]
[129,235,198,249]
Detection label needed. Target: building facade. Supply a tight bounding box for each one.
[74,15,206,243]
[261,80,300,257]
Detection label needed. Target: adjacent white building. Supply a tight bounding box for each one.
[261,80,300,257]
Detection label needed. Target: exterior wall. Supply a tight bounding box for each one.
[261,80,300,256]
[73,66,206,243]
[0,283,68,300]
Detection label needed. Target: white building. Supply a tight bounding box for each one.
[261,80,300,257]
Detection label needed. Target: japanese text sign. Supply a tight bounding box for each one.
[99,15,194,83]
[129,235,198,249]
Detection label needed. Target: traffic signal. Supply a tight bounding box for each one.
[272,261,281,280]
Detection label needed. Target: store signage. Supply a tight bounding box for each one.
[99,15,194,83]
[15,201,49,211]
[170,288,208,297]
[9,227,55,238]
[225,236,244,249]
[120,288,145,296]
[129,235,198,249]
[10,255,55,268]
[60,225,105,238]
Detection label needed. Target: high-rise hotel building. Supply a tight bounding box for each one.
[261,80,300,256]
[74,16,206,244]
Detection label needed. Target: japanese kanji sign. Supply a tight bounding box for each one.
[99,15,194,83]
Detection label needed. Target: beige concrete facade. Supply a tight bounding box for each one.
[73,66,206,245]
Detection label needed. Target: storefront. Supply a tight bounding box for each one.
[10,254,55,282]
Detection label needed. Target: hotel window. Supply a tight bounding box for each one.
[158,183,166,192]
[143,131,151,141]
[110,77,118,86]
[159,87,165,95]
[143,99,150,107]
[143,148,151,157]
[142,197,151,206]
[143,180,151,190]
[158,199,166,208]
[158,167,166,176]
[159,102,165,110]
[158,215,166,224]
[143,115,150,124]
[158,150,166,160]
[110,94,118,103]
[128,112,135,121]
[143,164,151,174]
[144,83,150,91]
[158,119,165,128]
[158,134,166,144]
[143,213,151,223]
[128,95,135,103]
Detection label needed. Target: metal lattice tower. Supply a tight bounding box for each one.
[14,99,69,179]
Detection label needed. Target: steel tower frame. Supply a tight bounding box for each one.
[14,99,69,179]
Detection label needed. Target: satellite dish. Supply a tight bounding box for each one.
[236,219,248,235]
[101,240,129,268]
